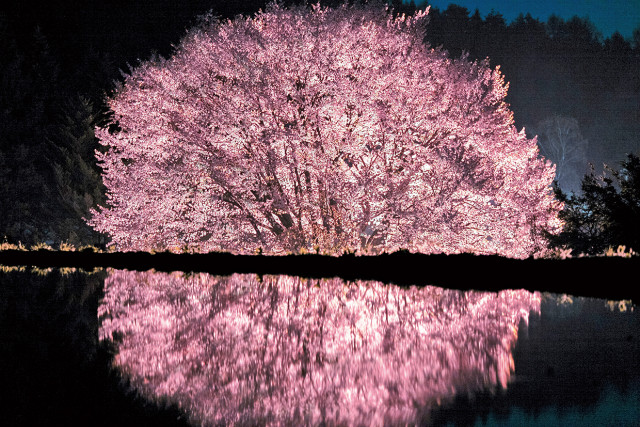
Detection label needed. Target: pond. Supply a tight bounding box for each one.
[1,267,638,426]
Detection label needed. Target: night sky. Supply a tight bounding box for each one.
[418,0,640,39]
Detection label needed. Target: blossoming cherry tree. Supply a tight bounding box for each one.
[89,2,562,257]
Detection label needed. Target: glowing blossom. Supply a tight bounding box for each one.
[99,270,540,426]
[89,2,562,256]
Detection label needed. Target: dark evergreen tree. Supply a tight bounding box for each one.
[0,22,58,244]
[0,22,104,246]
[551,153,640,255]
[46,95,106,245]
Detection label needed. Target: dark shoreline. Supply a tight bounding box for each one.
[1,250,637,301]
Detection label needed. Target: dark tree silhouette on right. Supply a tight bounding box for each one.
[551,153,640,255]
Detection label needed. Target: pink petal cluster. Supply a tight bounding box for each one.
[89,2,562,257]
[99,270,540,426]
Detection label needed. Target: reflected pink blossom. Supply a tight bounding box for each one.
[99,270,540,426]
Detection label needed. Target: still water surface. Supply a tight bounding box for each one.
[1,268,638,426]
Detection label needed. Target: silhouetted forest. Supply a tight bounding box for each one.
[1,0,638,250]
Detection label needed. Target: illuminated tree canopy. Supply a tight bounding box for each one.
[89,2,562,257]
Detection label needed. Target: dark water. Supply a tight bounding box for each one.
[0,268,638,426]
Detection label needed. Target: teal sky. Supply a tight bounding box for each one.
[412,0,640,39]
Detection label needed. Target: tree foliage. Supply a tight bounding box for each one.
[552,153,640,255]
[89,2,561,257]
[3,2,638,251]
[0,22,104,246]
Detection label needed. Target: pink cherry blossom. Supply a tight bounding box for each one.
[88,2,562,257]
[99,270,541,426]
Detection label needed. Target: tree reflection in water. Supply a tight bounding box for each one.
[99,270,540,426]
